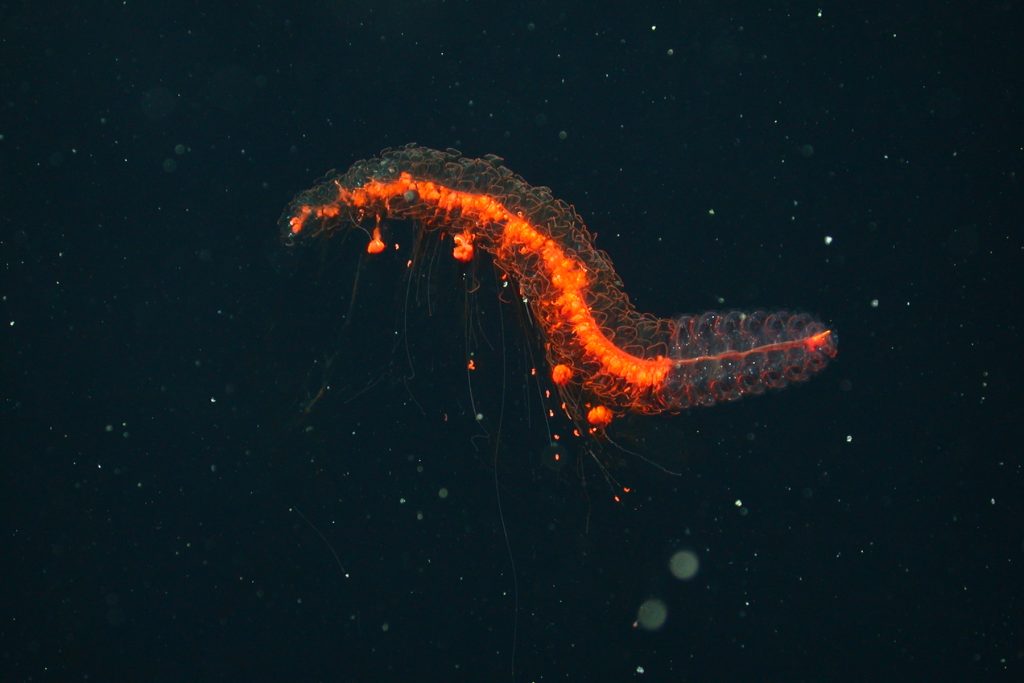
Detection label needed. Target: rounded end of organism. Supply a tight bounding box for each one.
[805,328,838,358]
[278,205,311,246]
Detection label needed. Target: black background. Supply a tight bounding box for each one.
[2,1,1021,681]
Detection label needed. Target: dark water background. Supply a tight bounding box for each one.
[3,2,1020,680]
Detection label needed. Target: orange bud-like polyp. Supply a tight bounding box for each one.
[452,230,475,262]
[367,226,386,254]
[551,364,573,386]
[587,405,613,428]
